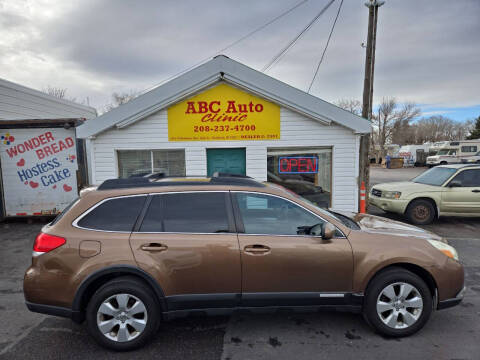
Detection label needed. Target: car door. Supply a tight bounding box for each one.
[129,191,242,311]
[441,169,480,213]
[232,191,353,307]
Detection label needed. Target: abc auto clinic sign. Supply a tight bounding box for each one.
[168,83,280,141]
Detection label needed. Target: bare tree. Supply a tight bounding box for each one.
[413,116,473,143]
[43,86,68,99]
[103,91,138,113]
[42,85,82,103]
[335,98,362,116]
[372,97,420,155]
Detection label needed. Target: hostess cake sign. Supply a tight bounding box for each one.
[0,128,78,216]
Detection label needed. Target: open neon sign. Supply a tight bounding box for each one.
[278,156,318,174]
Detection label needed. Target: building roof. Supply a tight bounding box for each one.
[77,55,370,138]
[0,77,97,121]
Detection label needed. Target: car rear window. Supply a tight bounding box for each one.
[140,192,230,233]
[76,196,147,232]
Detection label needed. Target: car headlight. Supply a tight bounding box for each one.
[427,239,459,261]
[383,191,402,199]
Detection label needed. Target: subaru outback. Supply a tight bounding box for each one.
[24,173,465,351]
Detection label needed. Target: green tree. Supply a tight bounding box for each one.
[467,116,480,140]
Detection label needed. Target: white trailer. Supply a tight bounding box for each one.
[0,126,79,217]
[397,144,431,166]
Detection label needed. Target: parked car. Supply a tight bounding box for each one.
[24,174,464,351]
[461,151,480,164]
[369,164,480,225]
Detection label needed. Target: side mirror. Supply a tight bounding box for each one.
[448,181,462,188]
[319,222,336,240]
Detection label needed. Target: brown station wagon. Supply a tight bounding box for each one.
[24,173,465,351]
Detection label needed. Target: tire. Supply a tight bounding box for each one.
[440,161,447,165]
[363,267,433,337]
[86,276,160,351]
[406,199,436,225]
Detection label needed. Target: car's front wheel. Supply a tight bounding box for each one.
[406,199,436,225]
[86,276,160,351]
[363,267,433,337]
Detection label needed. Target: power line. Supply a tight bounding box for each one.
[136,0,310,97]
[261,0,336,73]
[307,0,344,93]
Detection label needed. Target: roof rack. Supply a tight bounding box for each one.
[97,173,265,190]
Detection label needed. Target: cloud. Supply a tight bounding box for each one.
[0,0,479,113]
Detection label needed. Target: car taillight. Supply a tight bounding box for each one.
[33,233,66,254]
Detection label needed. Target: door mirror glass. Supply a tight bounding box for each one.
[321,222,336,240]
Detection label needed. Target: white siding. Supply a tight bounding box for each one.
[0,78,96,120]
[91,107,360,211]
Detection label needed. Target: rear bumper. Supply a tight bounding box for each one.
[437,286,466,310]
[26,301,84,323]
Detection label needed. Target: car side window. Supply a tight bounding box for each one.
[234,192,324,235]
[76,196,147,232]
[449,170,480,187]
[140,192,231,233]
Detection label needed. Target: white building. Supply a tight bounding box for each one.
[0,78,96,121]
[77,56,370,212]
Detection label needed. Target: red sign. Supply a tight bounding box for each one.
[279,156,318,174]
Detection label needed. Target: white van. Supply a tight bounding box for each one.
[427,140,480,166]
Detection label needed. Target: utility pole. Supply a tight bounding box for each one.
[359,0,384,211]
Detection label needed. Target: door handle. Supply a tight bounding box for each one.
[140,243,168,252]
[472,190,480,193]
[244,244,271,254]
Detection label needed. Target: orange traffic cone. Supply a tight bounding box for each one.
[360,181,366,214]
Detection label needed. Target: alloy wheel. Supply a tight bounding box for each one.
[376,282,423,329]
[96,293,148,342]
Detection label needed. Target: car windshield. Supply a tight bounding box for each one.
[437,149,451,155]
[412,167,457,186]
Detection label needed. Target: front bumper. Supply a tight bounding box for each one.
[437,286,466,310]
[368,195,408,214]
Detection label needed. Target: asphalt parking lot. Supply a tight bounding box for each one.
[1,167,479,359]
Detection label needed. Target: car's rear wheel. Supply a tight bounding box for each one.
[363,267,432,337]
[86,277,160,351]
[406,199,435,225]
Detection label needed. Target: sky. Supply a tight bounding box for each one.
[0,0,479,121]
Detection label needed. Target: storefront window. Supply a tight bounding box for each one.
[117,150,185,178]
[267,148,332,208]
